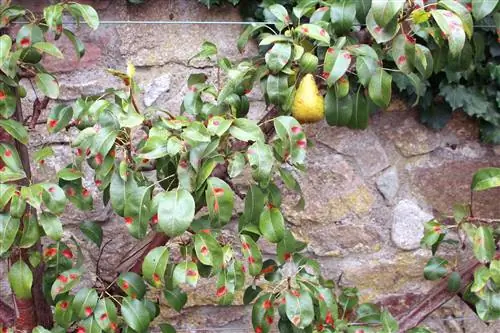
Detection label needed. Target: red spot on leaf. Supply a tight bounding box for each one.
[405,34,416,44]
[76,148,83,156]
[123,78,130,86]
[100,313,108,321]
[95,179,102,187]
[443,11,453,17]
[62,249,73,259]
[109,149,116,158]
[374,26,383,33]
[242,242,250,250]
[266,316,273,325]
[321,72,330,79]
[343,53,352,60]
[297,139,307,148]
[291,126,301,134]
[433,226,442,233]
[85,306,93,317]
[466,3,472,11]
[4,149,12,158]
[212,120,220,126]
[0,90,5,100]
[60,301,69,310]
[260,264,275,274]
[339,76,347,83]
[66,187,76,197]
[179,160,188,168]
[327,47,335,53]
[44,248,58,257]
[255,327,263,333]
[153,273,161,283]
[95,153,103,165]
[56,25,63,34]
[39,159,45,165]
[318,293,325,301]
[200,229,211,234]
[301,27,309,33]
[110,322,117,331]
[248,256,256,264]
[20,37,31,47]
[319,6,328,11]
[325,312,334,325]
[48,119,58,128]
[284,252,292,261]
[216,286,227,297]
[291,290,300,297]
[187,269,197,277]
[213,187,225,197]
[82,188,90,197]
[124,217,133,225]
[151,214,158,224]
[122,281,129,289]
[69,273,78,280]
[76,327,86,333]
[319,29,326,36]
[213,200,219,212]
[317,324,324,332]
[291,315,301,326]
[247,149,255,155]
[284,15,290,22]
[57,275,68,283]
[397,55,407,64]
[263,299,272,309]
[201,246,209,256]
[48,187,56,193]
[142,158,149,163]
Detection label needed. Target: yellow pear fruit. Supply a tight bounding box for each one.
[292,74,324,123]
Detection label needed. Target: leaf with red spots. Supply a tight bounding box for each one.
[54,296,74,328]
[118,272,146,299]
[94,298,117,332]
[285,288,314,329]
[313,285,338,325]
[391,34,415,74]
[57,167,83,181]
[35,73,59,99]
[240,234,263,276]
[323,48,352,87]
[229,118,265,142]
[265,42,292,74]
[439,0,473,38]
[431,10,465,57]
[472,226,495,263]
[366,9,400,43]
[252,293,275,333]
[0,184,15,211]
[47,104,73,133]
[0,119,28,145]
[206,177,234,228]
[80,316,102,333]
[296,24,330,45]
[194,232,223,268]
[0,143,25,181]
[50,268,82,299]
[142,246,170,287]
[228,152,246,178]
[41,183,67,215]
[274,116,306,165]
[0,83,16,118]
[207,116,232,137]
[276,229,307,263]
[72,287,98,319]
[173,261,199,287]
[268,4,290,30]
[247,141,274,187]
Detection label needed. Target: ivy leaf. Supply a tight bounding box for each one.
[259,206,285,243]
[472,226,495,263]
[424,257,448,280]
[206,177,234,228]
[296,24,330,45]
[8,260,32,299]
[142,246,170,287]
[471,167,500,191]
[118,272,146,299]
[247,141,274,187]
[35,73,59,99]
[0,119,28,145]
[39,212,63,241]
[156,189,195,237]
[371,0,405,27]
[471,0,499,21]
[285,288,314,329]
[121,297,150,331]
[369,67,392,107]
[431,10,465,57]
[72,287,98,319]
[240,234,263,276]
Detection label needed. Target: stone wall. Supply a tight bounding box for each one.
[2,1,500,332]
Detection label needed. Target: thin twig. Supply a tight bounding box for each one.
[95,239,113,279]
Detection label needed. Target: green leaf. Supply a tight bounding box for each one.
[471,0,499,20]
[285,288,314,329]
[228,152,246,178]
[471,168,500,191]
[266,73,289,107]
[54,296,74,328]
[371,0,405,27]
[118,272,146,299]
[63,29,85,59]
[421,219,444,249]
[355,54,379,86]
[51,268,82,299]
[265,43,292,73]
[381,309,399,333]
[69,4,100,30]
[0,84,17,118]
[8,260,32,299]
[356,303,381,323]
[173,261,199,287]
[490,260,500,285]
[473,226,495,263]
[163,287,188,312]
[121,297,150,331]
[32,42,63,59]
[243,185,265,225]
[330,1,356,34]
[0,119,28,145]
[247,141,274,187]
[156,189,195,237]
[414,44,433,79]
[431,10,465,57]
[57,167,83,181]
[160,323,177,333]
[323,48,352,86]
[424,257,448,280]
[274,116,306,165]
[72,287,98,319]
[391,34,414,74]
[207,116,232,137]
[244,285,263,305]
[35,73,59,99]
[0,143,24,174]
[206,177,234,228]
[19,214,40,248]
[439,0,473,38]
[0,35,12,62]
[39,212,63,241]
[41,183,67,215]
[47,105,74,133]
[94,298,118,332]
[194,232,223,268]
[240,234,263,276]
[79,221,103,247]
[230,118,264,142]
[259,207,285,243]
[0,184,15,210]
[366,9,400,43]
[369,68,392,107]
[296,24,330,45]
[325,86,352,127]
[349,87,369,129]
[447,271,461,293]
[142,246,170,287]
[471,266,490,292]
[189,41,217,63]
[251,293,275,333]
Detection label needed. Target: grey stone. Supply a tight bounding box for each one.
[376,167,399,201]
[391,200,433,250]
[143,74,171,106]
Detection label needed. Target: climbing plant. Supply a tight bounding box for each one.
[0,1,499,333]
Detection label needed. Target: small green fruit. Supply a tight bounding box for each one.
[299,52,319,74]
[17,86,27,98]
